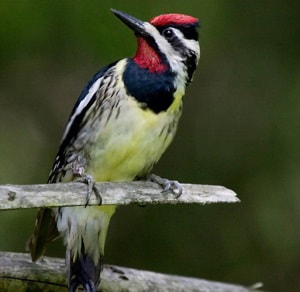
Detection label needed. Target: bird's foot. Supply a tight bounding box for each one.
[71,155,102,207]
[77,174,102,207]
[147,174,183,198]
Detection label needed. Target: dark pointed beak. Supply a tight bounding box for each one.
[111,9,148,37]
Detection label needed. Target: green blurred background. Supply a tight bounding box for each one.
[0,1,299,291]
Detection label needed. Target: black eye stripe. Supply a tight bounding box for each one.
[156,24,198,40]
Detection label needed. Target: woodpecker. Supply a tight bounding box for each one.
[28,9,200,292]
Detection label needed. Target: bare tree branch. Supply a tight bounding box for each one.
[0,182,239,210]
[0,252,261,292]
[0,183,251,291]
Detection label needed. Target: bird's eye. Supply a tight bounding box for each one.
[162,28,174,39]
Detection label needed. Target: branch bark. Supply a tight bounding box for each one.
[0,182,239,210]
[0,252,261,292]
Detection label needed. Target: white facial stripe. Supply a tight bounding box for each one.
[144,23,181,61]
[143,23,200,70]
[169,28,200,62]
[61,78,101,142]
[182,38,200,61]
[172,28,184,39]
[145,24,200,94]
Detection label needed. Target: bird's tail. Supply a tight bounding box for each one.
[67,243,103,292]
[57,205,116,292]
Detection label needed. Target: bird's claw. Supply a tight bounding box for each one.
[74,174,102,207]
[85,175,102,207]
[71,154,102,206]
[148,174,183,198]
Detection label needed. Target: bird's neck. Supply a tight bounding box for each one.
[133,38,168,73]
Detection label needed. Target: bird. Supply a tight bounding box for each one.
[28,9,200,292]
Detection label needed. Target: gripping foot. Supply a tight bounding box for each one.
[71,154,102,206]
[147,174,183,198]
[79,174,102,207]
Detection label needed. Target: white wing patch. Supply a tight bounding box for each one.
[61,78,102,143]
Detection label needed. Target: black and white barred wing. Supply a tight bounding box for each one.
[48,60,121,183]
[29,60,122,261]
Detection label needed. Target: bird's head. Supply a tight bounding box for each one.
[112,9,200,85]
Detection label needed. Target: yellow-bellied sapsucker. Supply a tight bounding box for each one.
[28,9,200,292]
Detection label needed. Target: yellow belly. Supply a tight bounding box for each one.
[87,96,182,182]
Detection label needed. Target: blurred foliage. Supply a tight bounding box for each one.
[0,1,300,291]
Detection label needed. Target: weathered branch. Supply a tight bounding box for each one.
[0,182,239,210]
[0,184,248,290]
[0,252,261,291]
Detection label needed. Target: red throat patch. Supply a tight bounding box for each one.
[133,38,168,73]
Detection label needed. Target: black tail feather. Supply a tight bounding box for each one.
[67,246,103,292]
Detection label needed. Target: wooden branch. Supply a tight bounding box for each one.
[0,182,239,210]
[0,252,261,292]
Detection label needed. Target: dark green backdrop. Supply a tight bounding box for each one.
[1,1,299,291]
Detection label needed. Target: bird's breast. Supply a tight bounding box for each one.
[87,94,182,182]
